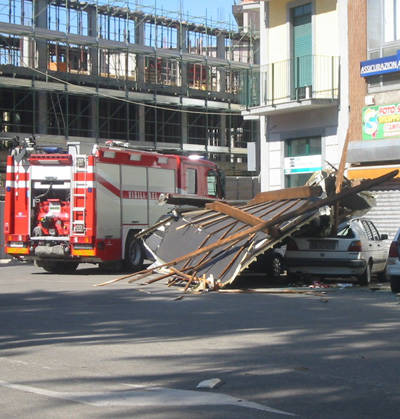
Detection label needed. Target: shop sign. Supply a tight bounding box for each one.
[362,104,400,140]
[360,52,400,77]
[284,155,322,174]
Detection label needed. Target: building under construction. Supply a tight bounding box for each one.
[0,0,258,179]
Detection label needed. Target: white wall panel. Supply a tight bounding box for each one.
[148,168,175,225]
[121,165,148,227]
[96,162,121,238]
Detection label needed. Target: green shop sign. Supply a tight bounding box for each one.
[362,104,400,140]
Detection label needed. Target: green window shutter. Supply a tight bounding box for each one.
[292,5,312,89]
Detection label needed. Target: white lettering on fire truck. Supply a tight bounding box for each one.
[122,191,161,200]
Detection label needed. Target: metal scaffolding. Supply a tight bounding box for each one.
[0,0,259,175]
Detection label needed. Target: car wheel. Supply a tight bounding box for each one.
[358,262,372,286]
[267,254,283,278]
[124,235,144,272]
[390,276,400,293]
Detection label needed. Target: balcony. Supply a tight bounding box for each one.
[239,55,340,116]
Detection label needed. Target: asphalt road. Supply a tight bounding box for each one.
[0,261,399,418]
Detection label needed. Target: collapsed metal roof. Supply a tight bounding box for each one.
[98,170,398,291]
[144,186,323,288]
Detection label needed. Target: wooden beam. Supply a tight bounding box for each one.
[335,129,351,194]
[205,201,266,228]
[249,185,322,205]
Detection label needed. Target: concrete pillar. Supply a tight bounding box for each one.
[179,25,188,89]
[138,105,145,141]
[21,37,31,67]
[178,23,187,52]
[89,96,98,140]
[33,0,46,29]
[135,18,145,87]
[86,6,99,141]
[34,0,48,134]
[37,91,48,134]
[34,0,47,70]
[217,33,226,93]
[220,114,227,147]
[87,5,98,76]
[181,111,188,145]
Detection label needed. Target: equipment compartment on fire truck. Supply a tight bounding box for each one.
[4,138,223,273]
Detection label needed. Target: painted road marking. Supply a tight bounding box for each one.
[0,379,296,415]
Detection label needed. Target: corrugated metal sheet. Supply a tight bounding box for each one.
[366,189,400,240]
[145,193,322,286]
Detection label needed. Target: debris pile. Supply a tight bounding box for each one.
[97,170,397,291]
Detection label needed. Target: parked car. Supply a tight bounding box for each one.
[385,228,400,293]
[247,246,286,278]
[285,218,389,285]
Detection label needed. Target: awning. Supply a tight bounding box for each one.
[347,138,400,163]
[347,165,400,180]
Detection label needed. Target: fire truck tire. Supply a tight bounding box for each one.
[38,261,79,274]
[124,235,144,271]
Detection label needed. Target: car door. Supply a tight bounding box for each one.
[360,220,384,273]
[367,220,388,272]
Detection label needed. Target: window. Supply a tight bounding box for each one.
[384,0,400,42]
[337,225,355,239]
[186,168,197,194]
[207,171,218,196]
[361,220,374,240]
[368,221,381,241]
[285,137,321,157]
[291,3,312,96]
[285,173,312,188]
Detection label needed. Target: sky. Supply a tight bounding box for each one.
[137,0,237,28]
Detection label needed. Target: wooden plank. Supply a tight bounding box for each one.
[249,185,322,204]
[333,130,351,234]
[218,289,325,295]
[219,234,255,279]
[335,129,350,194]
[205,201,266,228]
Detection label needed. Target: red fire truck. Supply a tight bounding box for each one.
[4,138,224,272]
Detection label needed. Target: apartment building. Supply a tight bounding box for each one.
[235,0,347,191]
[0,0,258,178]
[345,0,400,238]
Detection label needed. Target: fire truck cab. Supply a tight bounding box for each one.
[4,138,224,273]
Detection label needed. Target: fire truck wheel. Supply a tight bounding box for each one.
[38,261,79,274]
[124,236,144,271]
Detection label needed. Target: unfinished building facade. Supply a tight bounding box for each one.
[0,0,258,176]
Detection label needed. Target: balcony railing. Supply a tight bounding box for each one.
[239,55,340,109]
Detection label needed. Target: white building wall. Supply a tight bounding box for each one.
[257,0,349,191]
[336,0,350,169]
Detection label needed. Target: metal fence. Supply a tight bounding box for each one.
[239,55,340,108]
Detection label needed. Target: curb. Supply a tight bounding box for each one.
[0,259,33,266]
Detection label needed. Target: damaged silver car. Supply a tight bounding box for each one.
[285,218,389,285]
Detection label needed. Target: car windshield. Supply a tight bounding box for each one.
[337,224,355,238]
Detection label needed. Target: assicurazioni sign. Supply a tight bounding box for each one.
[360,52,400,77]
